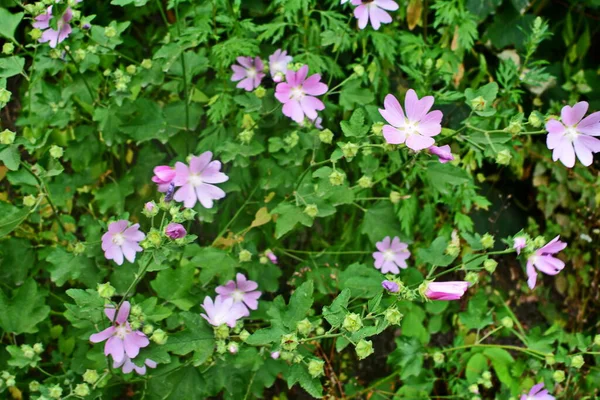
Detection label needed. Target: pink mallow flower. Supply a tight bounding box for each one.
[382,280,399,293]
[546,101,600,168]
[275,65,328,124]
[269,49,293,83]
[352,0,399,30]
[520,383,555,400]
[215,273,261,317]
[113,356,157,375]
[173,151,229,209]
[425,281,469,301]
[513,236,527,255]
[231,56,265,91]
[200,296,246,328]
[152,166,176,193]
[373,236,410,274]
[265,249,278,264]
[89,302,150,363]
[165,223,186,239]
[526,236,567,290]
[380,90,443,151]
[32,6,73,49]
[101,220,145,266]
[428,145,453,163]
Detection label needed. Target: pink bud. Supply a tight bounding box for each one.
[425,281,469,301]
[165,223,186,239]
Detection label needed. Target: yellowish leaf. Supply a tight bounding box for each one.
[251,207,271,228]
[407,0,422,31]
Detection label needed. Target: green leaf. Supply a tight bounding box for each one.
[459,292,494,330]
[388,336,424,379]
[338,263,383,299]
[0,145,21,171]
[120,99,167,143]
[7,345,41,368]
[287,364,323,398]
[340,108,370,138]
[0,56,25,78]
[93,174,134,214]
[416,237,457,267]
[466,353,488,383]
[148,365,204,400]
[284,281,314,329]
[272,203,314,239]
[426,162,470,194]
[111,0,149,6]
[483,348,517,392]
[45,247,95,287]
[339,79,374,110]
[0,205,29,237]
[0,279,50,334]
[0,8,23,40]
[246,326,285,346]
[164,312,214,364]
[189,247,236,284]
[150,264,195,309]
[323,289,351,328]
[360,202,403,244]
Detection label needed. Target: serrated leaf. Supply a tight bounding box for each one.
[284,281,314,329]
[0,279,50,334]
[0,8,23,40]
[323,289,351,328]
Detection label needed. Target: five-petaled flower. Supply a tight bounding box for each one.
[33,6,74,48]
[526,236,567,290]
[114,356,157,375]
[269,49,293,83]
[200,296,246,328]
[231,56,265,91]
[101,220,145,266]
[351,0,399,31]
[546,101,600,168]
[173,151,229,209]
[372,236,411,274]
[152,166,176,193]
[275,65,328,124]
[520,383,555,400]
[215,273,262,317]
[379,89,443,151]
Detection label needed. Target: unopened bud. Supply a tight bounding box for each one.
[228,342,239,354]
[0,129,16,145]
[553,370,565,383]
[384,307,403,325]
[545,354,555,365]
[433,352,445,365]
[2,43,14,55]
[104,26,117,38]
[571,355,584,369]
[355,339,373,360]
[594,334,600,347]
[358,176,373,188]
[29,380,41,392]
[480,233,495,249]
[296,318,313,336]
[353,65,365,77]
[238,249,252,263]
[304,204,318,218]
[308,359,324,378]
[528,111,543,128]
[341,142,359,159]
[151,329,168,344]
[21,345,35,359]
[23,195,37,207]
[126,65,136,75]
[141,59,153,69]
[33,343,44,354]
[342,313,363,333]
[329,170,345,186]
[239,330,250,342]
[49,385,63,399]
[500,317,514,329]
[483,259,498,273]
[74,384,90,397]
[143,324,154,335]
[506,121,522,135]
[97,282,116,299]
[254,86,266,98]
[371,122,384,136]
[470,96,486,111]
[319,129,333,144]
[281,333,299,351]
[30,28,43,40]
[495,149,512,165]
[389,191,402,204]
[83,369,99,384]
[215,325,230,340]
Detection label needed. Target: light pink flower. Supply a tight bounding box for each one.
[200,296,246,328]
[265,249,278,264]
[546,101,600,168]
[526,236,567,290]
[173,152,229,209]
[351,0,399,30]
[379,90,443,151]
[271,351,280,359]
[152,166,176,193]
[275,65,328,123]
[113,356,157,375]
[101,220,145,266]
[425,281,469,301]
[215,273,261,317]
[165,223,186,239]
[33,6,73,49]
[231,56,265,91]
[144,202,155,212]
[520,383,555,400]
[428,145,453,163]
[373,236,410,274]
[513,236,527,255]
[89,302,150,363]
[269,49,293,83]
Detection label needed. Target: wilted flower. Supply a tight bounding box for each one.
[379,90,443,151]
[152,166,176,193]
[424,281,469,301]
[265,249,278,264]
[89,302,150,363]
[215,273,261,317]
[526,236,567,290]
[428,145,454,163]
[200,296,246,328]
[101,220,145,266]
[33,6,73,48]
[165,223,186,239]
[173,152,229,209]
[231,56,265,91]
[351,0,399,30]
[520,383,555,400]
[269,49,293,83]
[373,236,411,274]
[546,101,600,168]
[113,356,157,375]
[275,65,328,123]
[513,236,527,255]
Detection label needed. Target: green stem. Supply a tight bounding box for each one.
[116,255,154,311]
[63,46,96,103]
[278,248,371,255]
[441,343,548,359]
[212,185,259,246]
[174,0,190,131]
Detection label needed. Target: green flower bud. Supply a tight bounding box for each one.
[355,339,374,360]
[594,334,600,347]
[141,59,153,69]
[482,371,492,380]
[495,149,512,165]
[358,176,373,188]
[353,65,365,77]
[97,282,116,299]
[126,65,137,75]
[182,208,197,221]
[293,354,304,364]
[104,26,117,38]
[341,142,359,159]
[228,342,239,354]
[470,96,486,111]
[500,317,514,329]
[342,313,363,333]
[0,129,16,145]
[281,333,299,351]
[296,318,313,337]
[482,380,493,389]
[5,378,15,387]
[553,370,565,383]
[73,242,86,255]
[103,69,112,77]
[33,343,44,354]
[329,170,345,186]
[30,28,43,40]
[49,385,63,399]
[506,121,522,135]
[2,43,14,55]
[23,195,37,207]
[216,340,227,354]
[238,129,254,144]
[384,307,403,325]
[259,256,269,264]
[49,49,61,59]
[151,329,168,345]
[239,330,250,342]
[284,131,299,148]
[465,271,479,285]
[238,249,252,263]
[533,236,546,248]
[433,352,445,365]
[445,244,460,257]
[316,327,325,335]
[483,259,498,273]
[528,111,543,128]
[468,384,479,394]
[143,324,154,335]
[304,204,318,218]
[74,383,90,397]
[319,129,334,144]
[21,344,35,359]
[308,359,325,378]
[215,325,230,340]
[130,320,141,330]
[254,86,267,98]
[389,191,402,204]
[545,354,555,365]
[280,351,294,361]
[480,233,495,249]
[570,355,584,369]
[29,380,41,392]
[130,304,142,316]
[83,369,99,384]
[371,122,384,136]
[147,229,162,248]
[74,48,86,61]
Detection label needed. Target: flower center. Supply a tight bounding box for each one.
[115,324,130,339]
[290,86,305,100]
[231,289,245,303]
[188,174,203,187]
[564,126,579,141]
[273,61,286,72]
[404,120,419,136]
[112,233,125,246]
[246,67,257,78]
[383,250,395,262]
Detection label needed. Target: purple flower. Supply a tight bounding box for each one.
[101,220,145,266]
[425,281,469,301]
[152,166,176,193]
[215,273,262,317]
[275,65,328,124]
[144,202,155,212]
[265,249,278,264]
[351,0,398,30]
[372,236,410,274]
[33,6,73,48]
[113,356,157,375]
[379,90,443,151]
[164,182,175,202]
[173,152,229,209]
[520,383,555,400]
[382,280,399,293]
[271,351,280,359]
[513,236,527,255]
[428,145,453,163]
[165,223,186,239]
[546,101,600,168]
[526,236,567,290]
[231,56,265,91]
[269,49,293,83]
[89,302,150,363]
[200,296,246,328]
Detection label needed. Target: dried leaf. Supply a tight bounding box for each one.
[407,0,422,31]
[251,207,272,228]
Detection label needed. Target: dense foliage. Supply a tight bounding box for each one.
[1,0,600,399]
